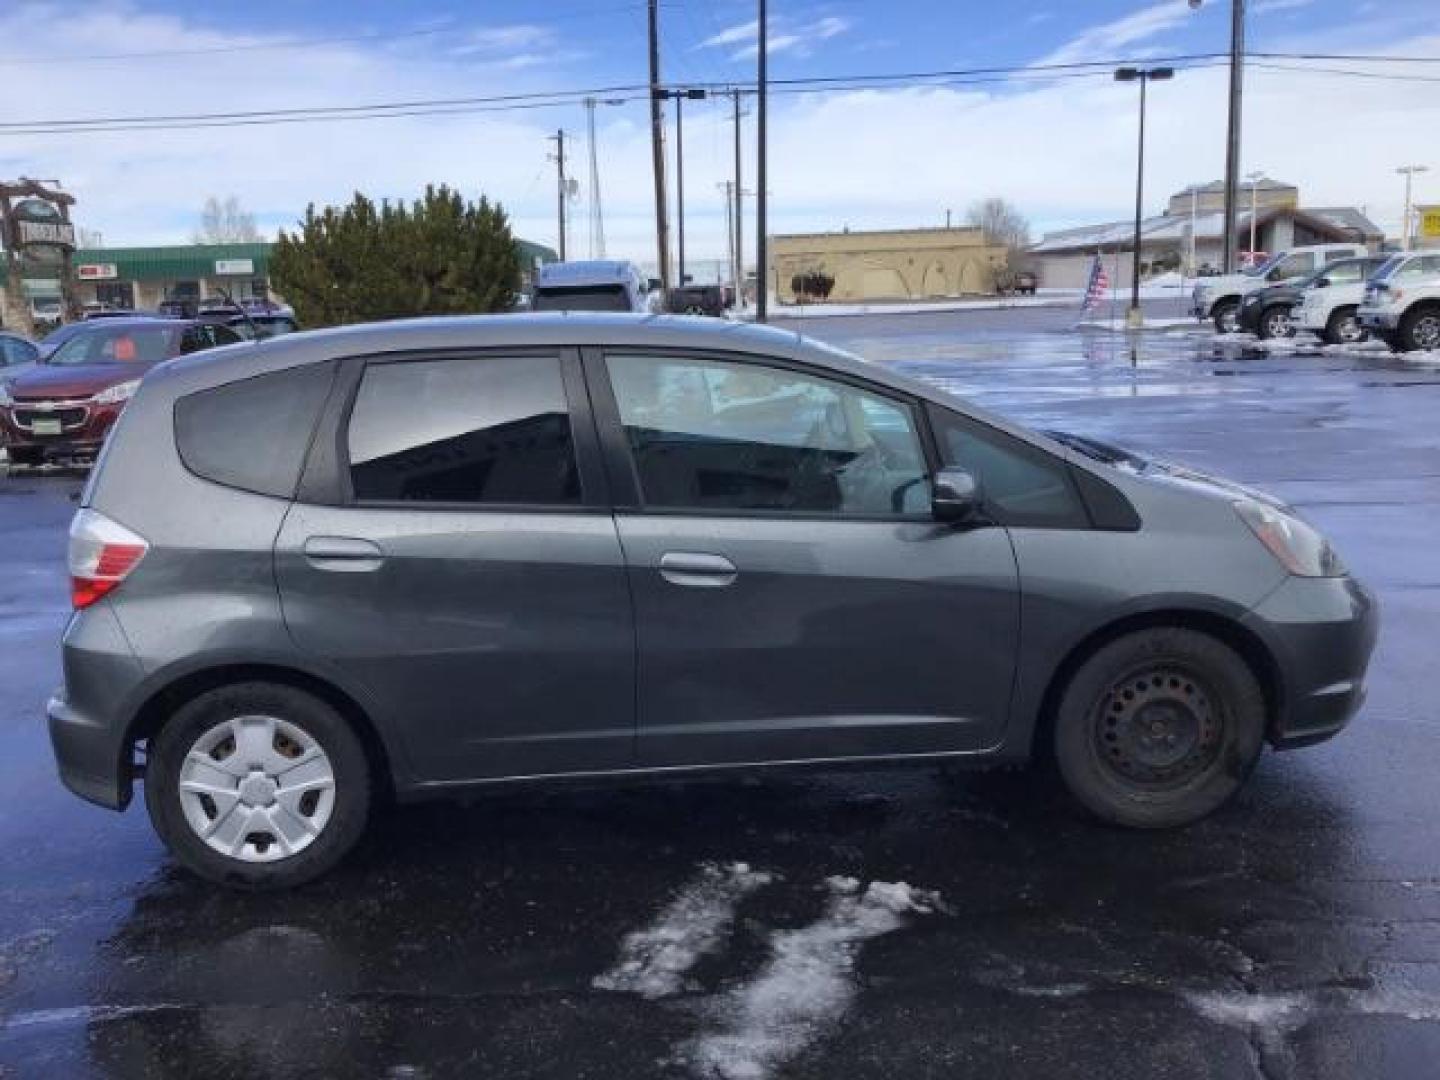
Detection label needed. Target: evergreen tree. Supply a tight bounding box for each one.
[271,186,521,327]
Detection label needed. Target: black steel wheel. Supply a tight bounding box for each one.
[1053,627,1266,828]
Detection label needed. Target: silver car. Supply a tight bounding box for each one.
[49,315,1378,888]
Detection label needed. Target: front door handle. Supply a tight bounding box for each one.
[659,552,738,588]
[303,536,384,572]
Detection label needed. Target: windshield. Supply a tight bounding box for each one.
[532,285,631,312]
[48,324,180,366]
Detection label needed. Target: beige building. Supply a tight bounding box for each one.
[771,227,1006,304]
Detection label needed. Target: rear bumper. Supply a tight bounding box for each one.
[1243,574,1379,750]
[47,604,147,811]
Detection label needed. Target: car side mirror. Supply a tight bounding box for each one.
[932,467,982,523]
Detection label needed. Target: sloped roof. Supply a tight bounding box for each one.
[1030,205,1374,254]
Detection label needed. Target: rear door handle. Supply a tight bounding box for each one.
[659,552,738,588]
[303,536,384,572]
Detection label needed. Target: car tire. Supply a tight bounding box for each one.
[1398,305,1440,353]
[144,682,371,889]
[1212,299,1241,334]
[1052,628,1266,829]
[1256,305,1294,340]
[1323,307,1366,346]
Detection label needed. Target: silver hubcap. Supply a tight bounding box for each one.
[1414,315,1440,350]
[178,715,336,863]
[1264,310,1291,338]
[1336,315,1364,343]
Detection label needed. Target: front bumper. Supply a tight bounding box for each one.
[1243,574,1379,749]
[0,401,123,466]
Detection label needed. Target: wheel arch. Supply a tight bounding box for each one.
[125,662,398,803]
[1029,608,1284,760]
[1208,293,1242,317]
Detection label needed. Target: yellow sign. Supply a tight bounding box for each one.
[1421,206,1440,240]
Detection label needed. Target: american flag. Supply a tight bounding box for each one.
[1081,255,1109,312]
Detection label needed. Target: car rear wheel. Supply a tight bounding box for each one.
[1399,306,1440,353]
[145,682,371,889]
[1323,307,1367,346]
[1053,628,1266,828]
[1212,299,1241,334]
[1257,305,1294,340]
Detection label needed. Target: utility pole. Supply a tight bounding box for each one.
[731,88,745,309]
[585,99,604,258]
[1397,165,1430,250]
[549,129,568,260]
[756,0,769,321]
[1221,0,1246,274]
[720,181,736,302]
[647,0,671,294]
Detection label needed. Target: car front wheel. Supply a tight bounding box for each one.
[1212,299,1241,334]
[1053,628,1266,829]
[1323,307,1367,346]
[1257,305,1294,340]
[145,682,371,889]
[1399,306,1440,353]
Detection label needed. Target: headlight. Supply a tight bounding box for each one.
[91,379,141,406]
[1235,499,1345,578]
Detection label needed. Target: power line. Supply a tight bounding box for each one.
[1,51,1433,136]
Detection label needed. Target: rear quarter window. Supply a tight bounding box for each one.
[174,362,337,498]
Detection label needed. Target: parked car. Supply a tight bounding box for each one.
[49,315,1377,887]
[667,283,728,317]
[0,317,243,469]
[1192,244,1369,333]
[996,269,1038,296]
[228,313,299,341]
[1237,256,1388,341]
[1291,256,1391,345]
[531,260,663,313]
[1357,252,1440,353]
[157,298,198,319]
[0,331,41,387]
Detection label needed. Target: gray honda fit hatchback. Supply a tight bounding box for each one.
[50,314,1377,888]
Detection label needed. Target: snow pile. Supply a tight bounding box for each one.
[1075,316,1202,333]
[593,862,774,1000]
[1185,990,1306,1029]
[683,877,945,1080]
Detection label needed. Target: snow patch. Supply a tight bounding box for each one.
[593,862,774,1000]
[1184,990,1307,1029]
[682,879,944,1080]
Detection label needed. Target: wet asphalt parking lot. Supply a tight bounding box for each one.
[2,303,1439,1079]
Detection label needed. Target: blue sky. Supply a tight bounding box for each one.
[3,1,1438,266]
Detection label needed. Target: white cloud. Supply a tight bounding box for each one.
[1034,1,1200,67]
[1252,0,1317,13]
[3,2,1438,276]
[698,14,852,60]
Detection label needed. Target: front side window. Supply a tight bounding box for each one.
[347,355,580,506]
[1268,253,1313,281]
[606,353,929,516]
[1321,261,1364,286]
[929,407,1088,528]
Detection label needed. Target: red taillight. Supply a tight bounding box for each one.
[68,509,148,610]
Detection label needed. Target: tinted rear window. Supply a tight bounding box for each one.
[531,285,631,312]
[175,362,336,498]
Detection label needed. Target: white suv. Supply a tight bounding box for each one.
[1357,253,1440,352]
[1192,244,1368,333]
[1291,256,1389,345]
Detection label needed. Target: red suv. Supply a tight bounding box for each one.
[0,318,242,468]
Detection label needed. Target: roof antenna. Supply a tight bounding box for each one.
[214,285,260,342]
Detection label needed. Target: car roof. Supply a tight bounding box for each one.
[535,261,639,287]
[67,316,194,330]
[149,312,1053,448]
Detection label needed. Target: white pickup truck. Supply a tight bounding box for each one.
[1291,255,1390,344]
[1357,252,1440,352]
[1192,244,1368,333]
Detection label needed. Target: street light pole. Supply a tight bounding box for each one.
[1116,66,1174,329]
[669,87,707,286]
[1397,165,1430,250]
[1246,171,1264,261]
[1221,0,1247,274]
